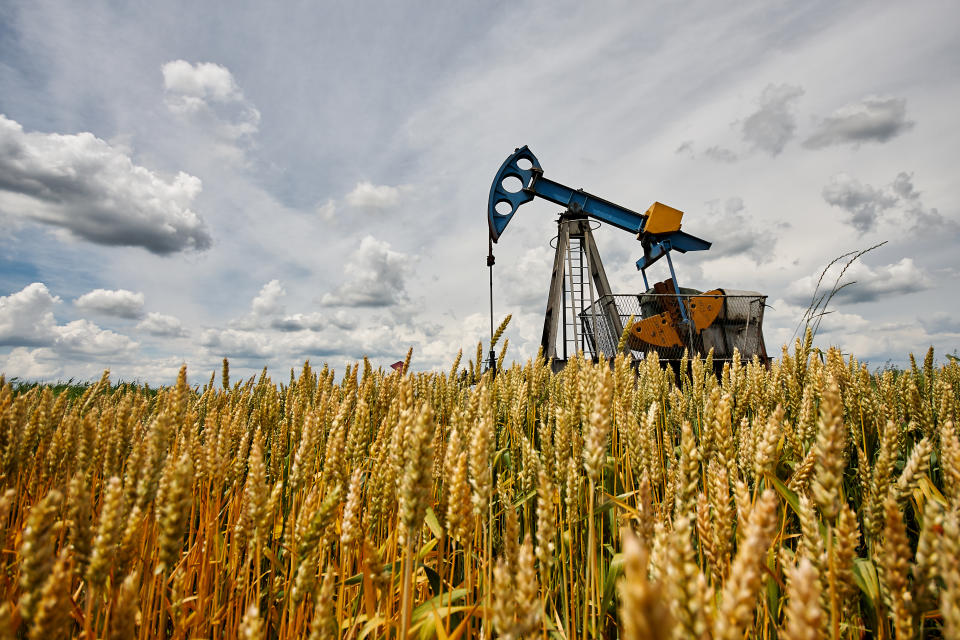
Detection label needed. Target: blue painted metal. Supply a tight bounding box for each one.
[528,177,646,234]
[488,146,541,241]
[635,231,711,271]
[665,231,712,254]
[664,251,690,325]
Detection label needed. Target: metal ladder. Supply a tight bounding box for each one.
[562,234,598,359]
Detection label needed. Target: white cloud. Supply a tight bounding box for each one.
[762,297,940,365]
[162,60,261,145]
[200,328,273,359]
[1,347,60,380]
[137,312,187,337]
[821,321,934,363]
[786,312,932,364]
[804,96,914,148]
[321,236,412,307]
[0,114,210,254]
[251,279,286,316]
[226,281,324,331]
[329,310,356,330]
[198,321,395,362]
[271,312,325,332]
[54,319,138,356]
[316,199,336,221]
[785,257,932,305]
[162,60,243,103]
[741,83,805,156]
[0,282,138,357]
[344,181,402,213]
[75,288,145,319]
[0,282,59,346]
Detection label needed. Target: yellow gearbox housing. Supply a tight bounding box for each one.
[643,202,684,234]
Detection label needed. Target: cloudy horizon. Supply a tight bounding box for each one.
[1,1,958,385]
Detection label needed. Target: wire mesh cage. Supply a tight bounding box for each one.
[578,292,769,363]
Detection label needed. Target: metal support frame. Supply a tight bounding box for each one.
[542,221,569,361]
[541,211,622,363]
[664,250,690,326]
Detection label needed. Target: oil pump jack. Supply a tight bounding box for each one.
[487,146,768,372]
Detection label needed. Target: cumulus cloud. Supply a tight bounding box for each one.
[54,319,138,356]
[822,173,898,234]
[329,310,356,330]
[162,60,260,143]
[200,328,273,359]
[321,236,411,307]
[0,282,60,346]
[193,299,483,373]
[785,257,932,305]
[1,347,60,380]
[823,171,958,236]
[251,280,286,316]
[890,172,919,201]
[225,280,289,330]
[198,321,397,362]
[0,115,211,254]
[764,297,871,334]
[741,83,805,156]
[163,60,244,103]
[137,312,187,337]
[804,96,914,148]
[225,281,332,333]
[316,199,336,222]
[271,312,325,332]
[0,282,138,356]
[907,205,960,237]
[75,288,145,319]
[765,298,936,363]
[345,181,402,213]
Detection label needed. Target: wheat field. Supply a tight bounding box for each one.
[0,333,958,639]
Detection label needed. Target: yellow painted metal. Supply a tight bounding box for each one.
[627,287,726,349]
[627,312,683,348]
[643,202,684,234]
[687,289,724,332]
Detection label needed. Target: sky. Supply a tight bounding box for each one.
[1,0,958,384]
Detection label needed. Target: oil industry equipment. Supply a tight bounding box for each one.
[487,146,768,371]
